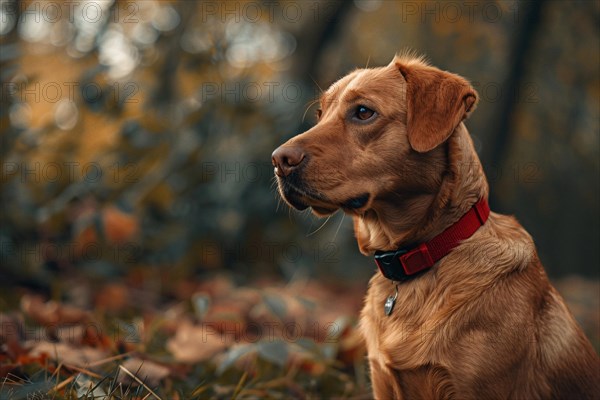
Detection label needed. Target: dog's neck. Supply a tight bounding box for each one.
[354,124,489,255]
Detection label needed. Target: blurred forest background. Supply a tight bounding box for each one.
[0,0,598,398]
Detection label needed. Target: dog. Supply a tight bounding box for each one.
[272,54,600,399]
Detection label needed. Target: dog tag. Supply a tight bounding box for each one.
[384,295,396,316]
[384,283,399,316]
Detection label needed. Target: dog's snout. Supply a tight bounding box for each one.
[271,146,305,177]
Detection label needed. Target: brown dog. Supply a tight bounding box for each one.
[272,54,600,399]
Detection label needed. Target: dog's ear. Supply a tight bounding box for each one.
[395,60,478,153]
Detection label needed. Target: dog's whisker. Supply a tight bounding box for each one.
[309,74,323,94]
[306,214,333,237]
[302,99,320,123]
[332,211,345,242]
[306,211,316,231]
[302,207,314,222]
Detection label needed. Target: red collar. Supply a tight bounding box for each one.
[374,198,490,282]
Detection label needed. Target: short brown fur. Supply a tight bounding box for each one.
[272,54,600,399]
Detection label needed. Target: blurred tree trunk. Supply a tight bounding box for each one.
[287,1,354,137]
[486,0,547,209]
[0,0,21,157]
[290,1,354,82]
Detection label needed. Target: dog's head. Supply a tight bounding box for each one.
[272,55,478,220]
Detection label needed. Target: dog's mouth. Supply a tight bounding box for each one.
[341,193,370,210]
[279,181,336,215]
[277,178,369,216]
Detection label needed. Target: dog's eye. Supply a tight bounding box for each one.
[355,105,375,121]
[316,108,322,119]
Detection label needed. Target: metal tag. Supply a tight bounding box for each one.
[384,283,399,316]
[384,295,396,316]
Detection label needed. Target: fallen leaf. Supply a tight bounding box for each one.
[0,313,26,359]
[102,206,139,245]
[289,349,326,376]
[118,358,170,387]
[196,276,234,299]
[257,340,288,366]
[166,321,229,363]
[216,343,255,374]
[73,225,98,259]
[95,283,130,313]
[29,341,107,367]
[21,295,89,326]
[202,303,246,337]
[75,375,108,398]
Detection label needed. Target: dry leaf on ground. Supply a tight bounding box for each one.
[21,295,89,326]
[166,321,229,363]
[118,358,170,387]
[29,341,107,367]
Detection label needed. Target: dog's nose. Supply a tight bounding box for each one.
[271,146,305,177]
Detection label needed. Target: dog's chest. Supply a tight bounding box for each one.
[361,280,453,368]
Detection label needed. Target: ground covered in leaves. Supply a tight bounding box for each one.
[1,275,598,400]
[0,276,373,399]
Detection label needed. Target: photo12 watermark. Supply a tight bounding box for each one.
[398,1,520,24]
[2,161,140,184]
[2,1,139,24]
[1,81,139,104]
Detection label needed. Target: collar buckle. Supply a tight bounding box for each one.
[399,243,434,275]
[374,244,433,281]
[374,248,408,281]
